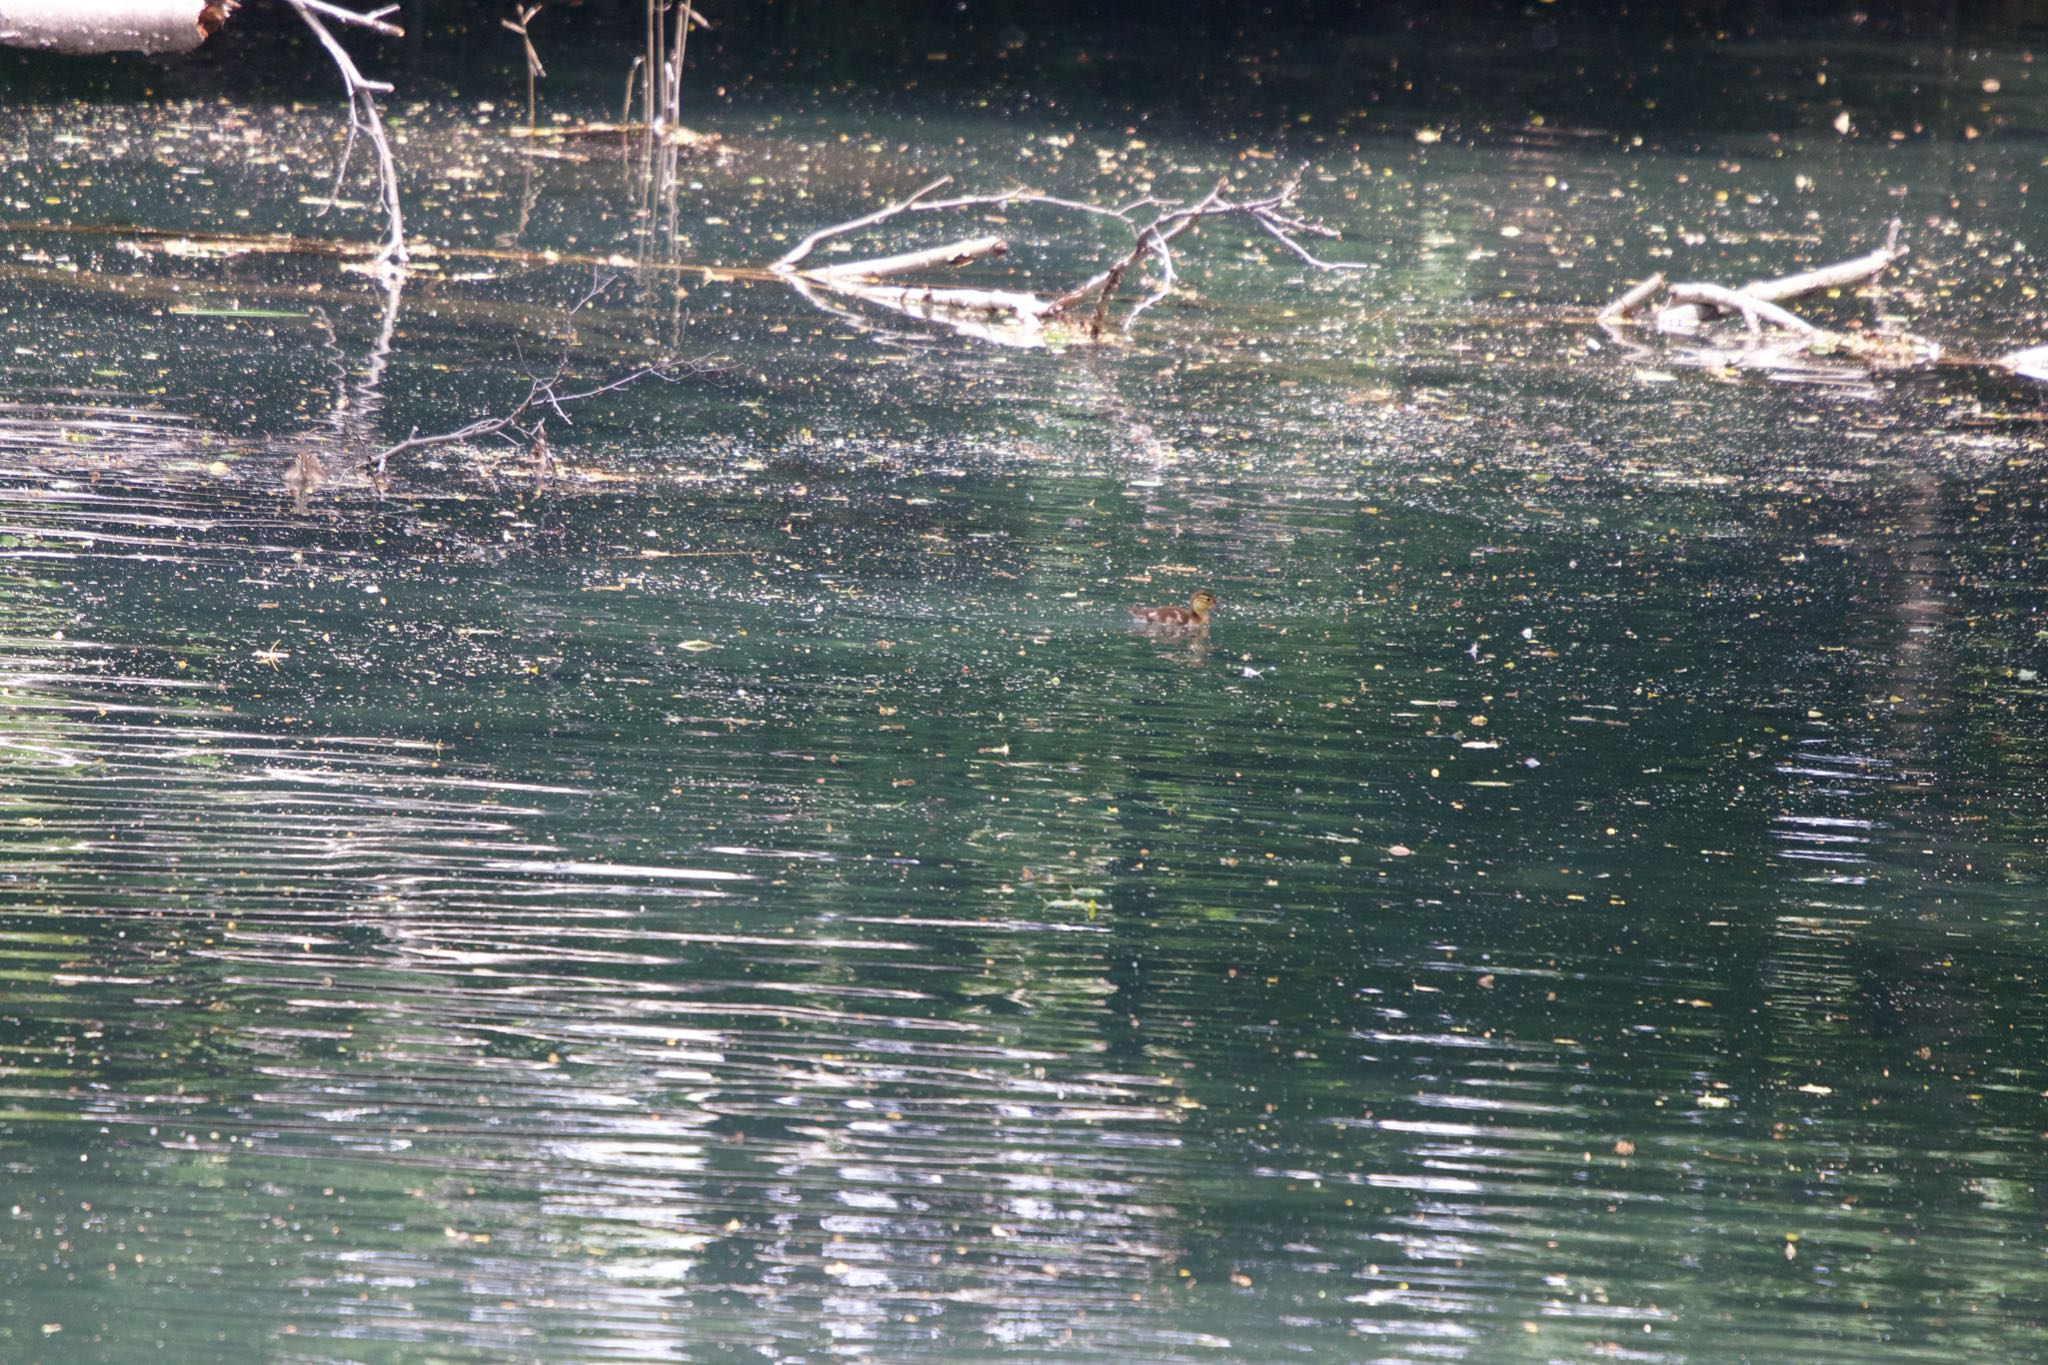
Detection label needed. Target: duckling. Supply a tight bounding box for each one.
[1130,589,1217,628]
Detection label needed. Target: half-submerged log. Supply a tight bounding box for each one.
[0,0,232,54]
[1656,231,1907,331]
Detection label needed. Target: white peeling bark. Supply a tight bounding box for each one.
[0,0,229,55]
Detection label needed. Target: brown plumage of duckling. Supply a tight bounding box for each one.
[1129,589,1218,627]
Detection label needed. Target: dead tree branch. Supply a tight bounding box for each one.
[640,0,713,135]
[369,359,696,475]
[1594,228,1939,374]
[773,173,1364,346]
[1666,282,1819,335]
[280,0,407,276]
[502,4,545,130]
[2,1,407,268]
[1653,226,1907,331]
[771,176,958,272]
[1597,272,1666,322]
[1737,239,1906,306]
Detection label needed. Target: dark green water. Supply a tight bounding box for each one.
[3,23,2048,1364]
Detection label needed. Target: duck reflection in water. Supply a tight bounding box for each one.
[283,447,326,514]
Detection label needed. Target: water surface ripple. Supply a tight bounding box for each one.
[4,37,2048,1364]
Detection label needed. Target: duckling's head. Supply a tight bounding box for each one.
[1190,589,1218,619]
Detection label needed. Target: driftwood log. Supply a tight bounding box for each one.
[0,0,233,54]
[1598,227,1940,372]
[1647,225,1907,333]
[1665,282,1819,336]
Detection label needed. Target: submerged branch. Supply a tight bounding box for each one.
[366,278,713,476]
[368,358,694,476]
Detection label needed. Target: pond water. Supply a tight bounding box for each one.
[3,15,2048,1362]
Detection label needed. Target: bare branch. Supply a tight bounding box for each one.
[810,235,1007,281]
[366,278,711,475]
[1665,282,1820,334]
[280,0,407,273]
[1597,272,1667,322]
[774,173,1368,343]
[1124,235,1179,329]
[368,361,692,474]
[503,4,545,130]
[1738,241,1907,305]
[1048,176,1227,333]
[292,0,401,36]
[771,177,956,271]
[1250,209,1372,273]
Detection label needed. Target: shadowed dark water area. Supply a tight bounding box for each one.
[3,17,2048,1363]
